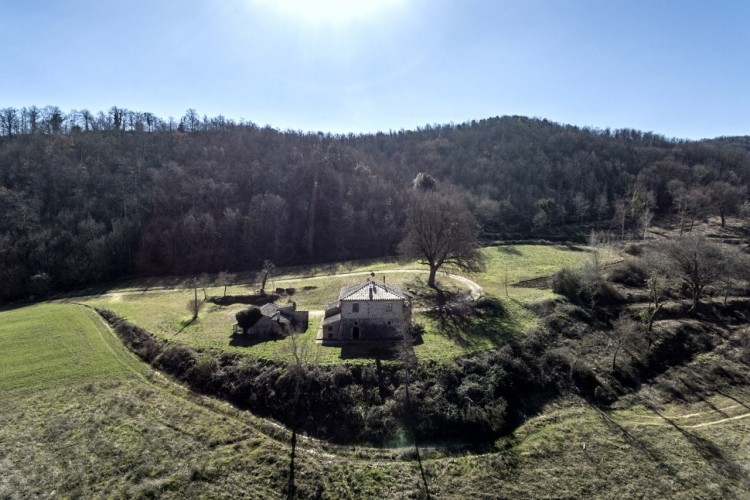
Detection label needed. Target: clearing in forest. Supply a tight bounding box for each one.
[78,244,619,363]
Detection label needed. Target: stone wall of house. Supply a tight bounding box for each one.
[340,299,404,321]
[321,297,412,342]
[248,316,283,337]
[293,310,309,332]
[338,318,404,341]
[321,316,341,340]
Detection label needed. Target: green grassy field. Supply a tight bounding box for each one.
[2,299,749,497]
[77,244,613,364]
[475,243,621,297]
[0,303,134,393]
[0,303,426,497]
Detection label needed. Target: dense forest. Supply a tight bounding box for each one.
[0,105,748,303]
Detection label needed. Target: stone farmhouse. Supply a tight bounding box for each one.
[320,278,412,343]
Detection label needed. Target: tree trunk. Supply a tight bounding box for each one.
[690,288,700,315]
[612,345,620,372]
[427,266,446,306]
[427,266,438,288]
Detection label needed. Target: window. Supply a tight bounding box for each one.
[352,303,359,313]
[385,303,393,312]
[327,326,333,332]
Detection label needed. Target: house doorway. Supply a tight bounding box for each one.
[352,327,360,340]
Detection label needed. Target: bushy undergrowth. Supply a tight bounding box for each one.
[607,259,649,287]
[551,266,622,307]
[97,292,743,446]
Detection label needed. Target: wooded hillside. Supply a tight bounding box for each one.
[1,106,748,303]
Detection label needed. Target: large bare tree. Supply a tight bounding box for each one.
[707,180,745,228]
[399,191,483,303]
[661,234,730,313]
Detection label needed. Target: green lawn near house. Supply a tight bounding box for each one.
[77,244,615,364]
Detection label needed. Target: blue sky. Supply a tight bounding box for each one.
[1,0,748,139]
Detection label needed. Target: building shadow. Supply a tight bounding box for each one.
[339,342,400,360]
[228,332,282,348]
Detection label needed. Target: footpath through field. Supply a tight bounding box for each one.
[90,268,485,301]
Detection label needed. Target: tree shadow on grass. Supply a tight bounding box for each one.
[715,389,750,411]
[646,404,748,485]
[556,243,588,252]
[589,402,677,478]
[405,276,462,308]
[424,298,517,349]
[176,317,196,334]
[496,245,522,256]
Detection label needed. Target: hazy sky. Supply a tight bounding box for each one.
[1,0,748,139]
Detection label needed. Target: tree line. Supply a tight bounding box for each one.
[0,106,748,303]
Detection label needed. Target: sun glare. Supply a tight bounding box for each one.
[250,0,407,27]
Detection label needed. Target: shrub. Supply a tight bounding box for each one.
[596,280,624,306]
[97,308,163,362]
[155,344,197,379]
[551,266,622,307]
[623,242,643,256]
[235,307,262,333]
[188,353,220,391]
[607,259,648,287]
[551,267,582,300]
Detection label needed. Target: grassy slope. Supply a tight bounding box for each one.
[0,303,133,392]
[2,303,749,496]
[0,303,425,498]
[79,245,613,364]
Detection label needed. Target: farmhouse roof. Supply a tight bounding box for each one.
[339,280,405,301]
[322,313,341,326]
[260,303,280,317]
[259,303,295,324]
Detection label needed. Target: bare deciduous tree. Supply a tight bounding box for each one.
[187,298,204,321]
[255,260,275,296]
[661,235,729,314]
[641,265,668,347]
[611,316,639,371]
[398,192,483,305]
[217,271,236,297]
[707,180,745,228]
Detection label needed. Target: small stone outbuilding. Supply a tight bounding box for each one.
[234,301,308,337]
